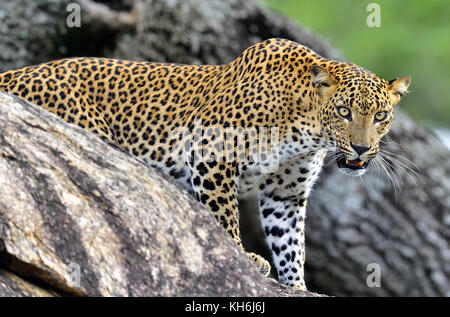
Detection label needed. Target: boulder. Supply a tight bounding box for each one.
[0,92,320,296]
[0,0,448,296]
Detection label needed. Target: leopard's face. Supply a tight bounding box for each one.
[312,64,411,176]
[325,92,395,177]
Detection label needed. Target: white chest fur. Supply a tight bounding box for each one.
[237,149,326,199]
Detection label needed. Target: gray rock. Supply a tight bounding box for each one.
[0,92,319,296]
[0,0,447,296]
[0,268,56,297]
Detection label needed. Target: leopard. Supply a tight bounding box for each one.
[0,38,411,291]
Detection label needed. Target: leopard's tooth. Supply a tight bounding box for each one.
[346,160,350,165]
[358,161,364,167]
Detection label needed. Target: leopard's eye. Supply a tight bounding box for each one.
[337,106,352,120]
[374,112,389,122]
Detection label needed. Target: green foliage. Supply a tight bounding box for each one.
[263,0,450,127]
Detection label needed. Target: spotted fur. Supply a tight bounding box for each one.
[0,38,410,290]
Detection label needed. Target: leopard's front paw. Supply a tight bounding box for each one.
[247,252,271,276]
[293,284,308,292]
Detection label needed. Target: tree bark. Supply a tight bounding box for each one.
[0,0,448,297]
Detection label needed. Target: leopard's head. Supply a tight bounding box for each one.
[311,63,411,176]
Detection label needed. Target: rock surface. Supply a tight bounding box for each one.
[0,268,55,297]
[0,0,448,296]
[242,115,450,297]
[305,112,450,296]
[0,0,344,73]
[0,92,321,297]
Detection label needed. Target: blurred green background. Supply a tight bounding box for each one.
[263,0,450,129]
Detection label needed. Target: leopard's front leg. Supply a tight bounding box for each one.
[257,150,326,290]
[259,192,308,290]
[189,161,271,276]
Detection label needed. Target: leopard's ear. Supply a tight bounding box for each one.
[310,64,337,100]
[387,76,411,106]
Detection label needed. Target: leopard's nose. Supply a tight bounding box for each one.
[350,142,371,156]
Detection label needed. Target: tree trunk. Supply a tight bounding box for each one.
[0,0,448,296]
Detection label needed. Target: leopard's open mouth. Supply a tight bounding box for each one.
[336,156,369,170]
